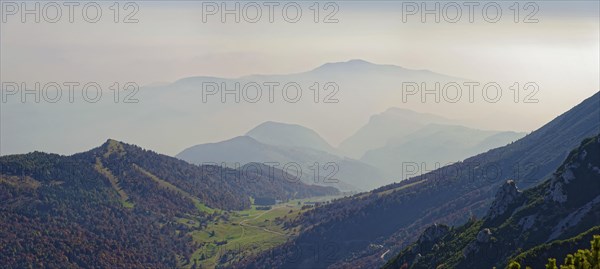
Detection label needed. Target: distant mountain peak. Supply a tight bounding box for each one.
[370,107,451,124]
[380,107,448,118]
[346,59,373,64]
[245,121,336,154]
[310,59,398,73]
[100,138,123,149]
[253,121,302,129]
[324,59,374,66]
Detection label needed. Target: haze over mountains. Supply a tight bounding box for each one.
[2,89,598,269]
[177,111,524,190]
[2,59,540,157]
[176,135,384,191]
[4,0,599,266]
[177,122,384,191]
[361,123,526,178]
[236,91,600,269]
[246,121,339,155]
[339,108,454,158]
[2,57,598,269]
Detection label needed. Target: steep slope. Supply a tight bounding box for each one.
[339,108,453,158]
[384,134,600,269]
[246,121,338,155]
[234,92,599,269]
[362,124,525,178]
[510,226,600,267]
[176,136,386,191]
[0,140,337,268]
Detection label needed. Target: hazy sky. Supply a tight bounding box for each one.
[1,1,599,155]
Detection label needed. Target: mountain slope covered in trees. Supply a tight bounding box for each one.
[0,140,337,268]
[384,134,600,269]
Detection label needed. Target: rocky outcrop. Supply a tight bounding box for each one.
[518,215,536,232]
[417,224,450,244]
[463,228,494,257]
[545,152,584,204]
[476,228,493,243]
[547,180,568,203]
[548,194,600,242]
[488,180,521,219]
[411,224,451,256]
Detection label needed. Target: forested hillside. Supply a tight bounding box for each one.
[384,134,600,269]
[0,139,337,268]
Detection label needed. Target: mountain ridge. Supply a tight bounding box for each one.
[384,134,600,269]
[176,135,386,191]
[234,91,600,269]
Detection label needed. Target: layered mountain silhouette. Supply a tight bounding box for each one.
[339,108,454,158]
[176,135,386,191]
[1,60,466,156]
[178,111,523,190]
[361,123,526,178]
[4,60,597,269]
[234,92,600,269]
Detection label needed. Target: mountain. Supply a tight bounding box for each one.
[298,59,462,81]
[0,139,337,268]
[176,136,386,191]
[246,121,337,154]
[384,134,600,269]
[234,92,600,269]
[1,60,466,157]
[361,124,526,178]
[338,108,453,158]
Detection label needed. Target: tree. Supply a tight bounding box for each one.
[508,235,600,269]
[508,261,521,269]
[546,258,558,269]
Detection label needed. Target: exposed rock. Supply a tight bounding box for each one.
[548,194,600,241]
[546,178,568,204]
[545,157,582,203]
[518,215,536,232]
[561,168,576,184]
[580,149,587,160]
[476,228,493,243]
[418,223,450,244]
[488,180,521,219]
[412,253,422,265]
[544,153,585,203]
[462,228,494,257]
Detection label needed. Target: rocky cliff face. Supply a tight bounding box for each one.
[545,149,585,204]
[462,228,494,257]
[383,134,600,269]
[418,224,450,244]
[488,180,521,219]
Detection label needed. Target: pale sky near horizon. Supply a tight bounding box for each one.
[3,1,598,83]
[1,1,599,155]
